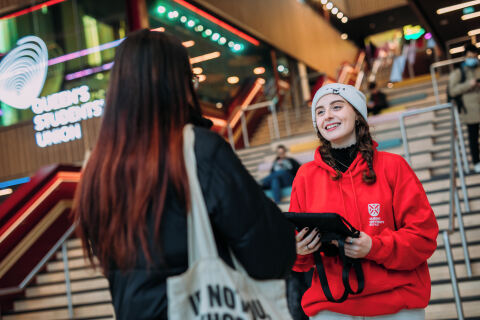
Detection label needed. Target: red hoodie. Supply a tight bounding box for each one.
[290,144,438,317]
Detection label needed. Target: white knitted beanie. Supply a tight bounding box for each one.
[311,83,367,132]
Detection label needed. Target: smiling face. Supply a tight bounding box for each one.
[315,94,358,147]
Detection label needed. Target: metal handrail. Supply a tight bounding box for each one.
[0,223,76,296]
[443,230,464,320]
[430,57,469,174]
[399,103,471,273]
[399,103,472,320]
[226,99,280,150]
[399,103,471,218]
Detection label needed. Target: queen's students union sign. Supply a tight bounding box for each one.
[0,35,104,148]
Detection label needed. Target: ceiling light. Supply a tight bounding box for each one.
[341,16,348,23]
[258,78,266,85]
[182,40,195,47]
[341,33,348,40]
[211,33,220,41]
[218,37,227,45]
[337,12,344,19]
[426,48,432,55]
[192,67,203,74]
[0,188,13,196]
[180,16,187,23]
[331,7,338,14]
[232,43,243,52]
[187,20,195,27]
[468,28,480,36]
[194,25,204,32]
[167,11,179,19]
[476,43,480,48]
[277,65,285,72]
[216,102,223,109]
[321,0,327,4]
[437,0,480,14]
[462,11,480,20]
[198,74,206,82]
[253,67,265,74]
[205,29,212,36]
[227,76,239,84]
[190,51,221,64]
[326,2,333,10]
[449,46,465,54]
[157,6,166,14]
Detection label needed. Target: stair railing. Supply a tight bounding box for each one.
[430,57,469,174]
[399,103,472,320]
[226,99,280,150]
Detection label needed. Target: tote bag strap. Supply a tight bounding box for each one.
[183,124,219,266]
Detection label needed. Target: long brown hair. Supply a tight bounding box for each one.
[317,111,376,184]
[73,29,200,272]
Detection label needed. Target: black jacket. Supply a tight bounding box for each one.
[107,126,296,319]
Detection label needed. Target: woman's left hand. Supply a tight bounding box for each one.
[344,232,372,259]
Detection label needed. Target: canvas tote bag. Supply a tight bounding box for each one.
[167,124,293,320]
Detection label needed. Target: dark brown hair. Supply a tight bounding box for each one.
[317,110,376,184]
[72,29,201,272]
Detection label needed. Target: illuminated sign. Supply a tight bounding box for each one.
[33,86,104,148]
[0,36,48,109]
[0,35,104,147]
[403,25,425,41]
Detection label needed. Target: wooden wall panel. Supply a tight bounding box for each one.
[195,0,359,77]
[0,118,102,181]
[344,0,407,18]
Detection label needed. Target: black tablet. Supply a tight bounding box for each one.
[284,212,359,237]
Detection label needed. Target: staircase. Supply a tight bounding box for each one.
[2,75,477,319]
[236,75,480,319]
[2,238,114,319]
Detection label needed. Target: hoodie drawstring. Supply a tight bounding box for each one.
[348,171,362,228]
[337,171,363,229]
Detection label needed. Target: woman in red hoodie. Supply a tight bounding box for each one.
[291,83,438,319]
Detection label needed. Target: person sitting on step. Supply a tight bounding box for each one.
[262,145,300,203]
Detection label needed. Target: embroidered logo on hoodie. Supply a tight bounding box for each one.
[368,204,384,226]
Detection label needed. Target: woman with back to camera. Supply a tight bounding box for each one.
[73,29,296,319]
[290,83,438,319]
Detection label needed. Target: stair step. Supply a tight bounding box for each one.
[25,278,109,298]
[36,268,103,285]
[47,257,98,273]
[14,289,112,312]
[426,299,480,319]
[3,302,115,320]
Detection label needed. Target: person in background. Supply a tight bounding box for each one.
[449,43,480,172]
[291,83,438,319]
[73,29,296,320]
[366,82,389,115]
[262,145,300,203]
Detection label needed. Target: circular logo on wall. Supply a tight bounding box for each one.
[0,36,48,110]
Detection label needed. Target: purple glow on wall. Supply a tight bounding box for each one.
[65,61,114,81]
[49,39,124,66]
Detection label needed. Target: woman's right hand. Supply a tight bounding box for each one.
[296,228,321,255]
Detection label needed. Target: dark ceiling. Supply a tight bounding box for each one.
[408,0,479,51]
